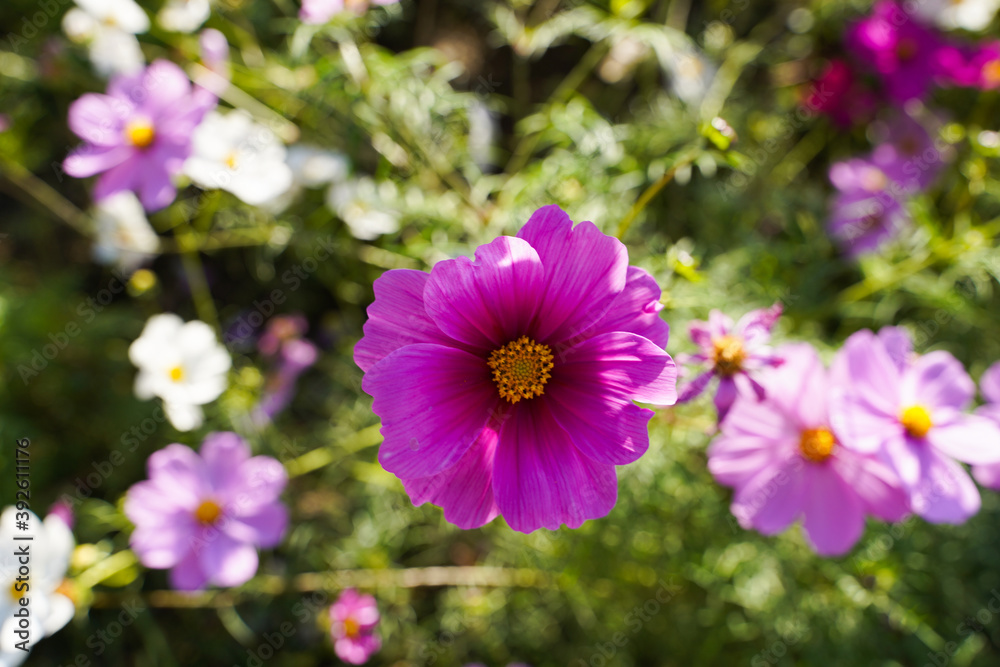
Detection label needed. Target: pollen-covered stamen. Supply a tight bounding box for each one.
[900,405,933,439]
[799,427,836,463]
[124,119,156,149]
[711,335,746,376]
[194,499,223,525]
[488,335,554,404]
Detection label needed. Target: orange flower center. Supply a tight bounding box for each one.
[983,59,1000,88]
[711,335,746,376]
[799,427,836,463]
[900,405,933,439]
[343,617,360,638]
[194,500,223,525]
[124,119,156,149]
[488,336,554,404]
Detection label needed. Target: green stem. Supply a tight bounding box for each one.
[616,144,702,240]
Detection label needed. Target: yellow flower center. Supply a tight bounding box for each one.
[224,152,239,170]
[169,365,185,382]
[900,405,933,439]
[711,335,746,377]
[10,580,25,602]
[799,427,836,463]
[488,335,554,404]
[124,119,156,149]
[194,499,223,525]
[983,59,1000,87]
[343,617,360,638]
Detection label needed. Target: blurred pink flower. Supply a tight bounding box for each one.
[299,0,398,24]
[827,157,910,255]
[846,1,947,103]
[972,362,1000,488]
[708,344,909,556]
[676,304,783,422]
[330,589,380,664]
[802,59,876,128]
[829,329,1000,523]
[253,316,319,426]
[124,432,289,590]
[869,111,948,192]
[64,60,215,211]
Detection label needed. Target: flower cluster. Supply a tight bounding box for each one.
[706,324,1000,555]
[806,1,1000,254]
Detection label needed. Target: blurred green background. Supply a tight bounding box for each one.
[2,0,1000,665]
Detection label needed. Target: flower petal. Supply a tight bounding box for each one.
[169,550,209,591]
[493,401,617,532]
[354,269,461,373]
[928,414,1000,465]
[200,431,251,493]
[801,467,865,556]
[365,344,498,479]
[828,387,902,454]
[63,144,131,178]
[677,369,715,403]
[146,444,210,507]
[516,205,628,343]
[832,451,910,522]
[423,235,545,349]
[909,447,981,524]
[981,361,1000,404]
[731,458,806,535]
[401,425,500,530]
[224,503,288,549]
[590,267,670,349]
[67,93,127,145]
[198,532,259,587]
[901,350,974,411]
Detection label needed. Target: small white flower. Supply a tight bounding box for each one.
[62,0,149,76]
[0,509,75,667]
[184,110,294,206]
[129,314,231,431]
[326,177,400,240]
[286,144,350,189]
[914,0,1000,31]
[663,47,715,106]
[92,192,159,274]
[157,0,212,33]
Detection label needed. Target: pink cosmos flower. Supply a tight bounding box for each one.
[252,316,319,426]
[355,205,676,533]
[802,59,876,128]
[124,432,289,590]
[676,304,782,422]
[847,1,948,103]
[708,344,909,555]
[936,40,1000,89]
[827,156,910,255]
[329,589,380,664]
[64,59,215,211]
[299,0,398,24]
[829,329,1000,523]
[869,111,948,193]
[972,362,1000,489]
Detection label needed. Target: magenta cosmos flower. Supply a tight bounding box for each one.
[300,0,398,24]
[972,362,1000,489]
[708,343,909,556]
[803,59,876,128]
[64,59,215,211]
[846,1,947,103]
[124,432,289,590]
[329,589,380,664]
[355,205,676,533]
[676,304,782,422]
[829,329,1000,523]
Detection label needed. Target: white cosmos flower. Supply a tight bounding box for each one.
[914,0,1000,31]
[326,177,400,240]
[184,110,294,206]
[92,192,159,274]
[62,0,149,76]
[0,508,75,667]
[157,0,212,33]
[286,145,350,189]
[128,314,231,431]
